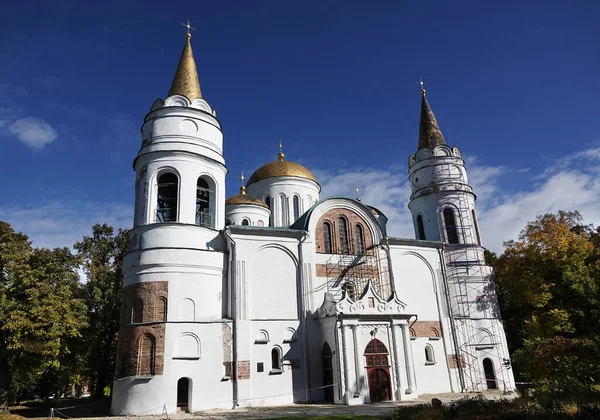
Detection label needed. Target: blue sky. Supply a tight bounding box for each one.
[1,0,599,252]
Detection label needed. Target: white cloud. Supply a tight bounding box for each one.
[0,200,132,250]
[314,146,600,254]
[8,117,57,150]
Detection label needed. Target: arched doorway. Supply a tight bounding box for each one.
[177,377,190,412]
[483,358,497,390]
[364,339,391,402]
[321,343,334,403]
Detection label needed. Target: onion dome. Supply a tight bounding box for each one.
[225,186,269,209]
[246,150,318,186]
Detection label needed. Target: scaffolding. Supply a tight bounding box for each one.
[432,154,512,392]
[325,243,392,301]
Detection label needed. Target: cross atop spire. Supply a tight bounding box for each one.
[419,78,426,96]
[417,82,447,151]
[277,139,285,161]
[168,20,203,101]
[238,171,246,194]
[355,185,361,202]
[181,20,196,38]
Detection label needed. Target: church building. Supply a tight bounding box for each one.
[111,29,515,415]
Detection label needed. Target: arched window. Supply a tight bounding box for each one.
[271,347,282,371]
[131,297,143,324]
[417,215,426,240]
[443,208,459,244]
[196,177,212,227]
[355,224,365,254]
[137,334,156,376]
[364,339,389,367]
[293,195,300,221]
[241,219,249,226]
[280,194,288,226]
[257,220,264,227]
[156,173,178,222]
[225,219,233,226]
[343,282,356,300]
[339,217,349,254]
[265,196,272,227]
[472,209,481,245]
[323,222,332,253]
[425,344,435,364]
[156,297,167,322]
[134,178,140,225]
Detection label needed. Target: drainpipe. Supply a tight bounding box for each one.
[297,232,312,402]
[438,247,466,392]
[224,228,238,409]
[383,237,397,294]
[432,255,455,392]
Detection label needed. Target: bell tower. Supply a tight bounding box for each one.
[407,83,516,393]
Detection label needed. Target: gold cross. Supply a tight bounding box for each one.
[419,78,426,94]
[181,20,196,37]
[278,139,283,154]
[355,185,361,202]
[238,171,245,187]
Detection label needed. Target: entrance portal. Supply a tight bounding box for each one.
[483,358,497,390]
[322,343,334,403]
[364,339,391,402]
[177,377,190,412]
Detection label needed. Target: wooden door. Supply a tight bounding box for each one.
[368,368,391,402]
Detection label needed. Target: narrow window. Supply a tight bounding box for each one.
[134,178,140,225]
[417,215,426,240]
[293,195,300,221]
[157,297,167,322]
[242,219,249,226]
[196,177,212,227]
[225,219,232,226]
[137,334,156,376]
[156,173,178,222]
[443,208,459,244]
[472,209,481,245]
[339,217,349,254]
[131,297,143,324]
[280,194,288,226]
[425,345,435,364]
[355,224,365,254]
[271,347,282,370]
[323,222,332,253]
[257,220,264,227]
[265,196,272,227]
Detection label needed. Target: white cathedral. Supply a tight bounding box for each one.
[111,30,516,415]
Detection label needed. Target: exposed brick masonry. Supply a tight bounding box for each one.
[410,321,443,338]
[315,208,375,255]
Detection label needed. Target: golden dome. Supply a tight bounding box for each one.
[225,186,269,209]
[246,152,318,186]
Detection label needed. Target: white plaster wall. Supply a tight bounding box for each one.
[245,177,320,227]
[111,322,233,415]
[225,204,270,227]
[410,337,452,393]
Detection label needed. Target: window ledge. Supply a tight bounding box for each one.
[221,375,230,382]
[428,337,441,341]
[254,339,269,344]
[425,361,436,366]
[269,369,283,375]
[172,357,200,360]
[283,339,297,343]
[410,337,417,341]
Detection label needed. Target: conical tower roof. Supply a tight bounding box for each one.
[168,33,203,101]
[418,88,447,150]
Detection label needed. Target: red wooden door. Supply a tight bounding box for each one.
[368,368,391,402]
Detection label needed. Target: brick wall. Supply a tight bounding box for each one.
[447,353,466,369]
[410,321,443,338]
[315,209,375,255]
[115,281,168,377]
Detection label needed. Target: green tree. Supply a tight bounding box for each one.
[0,222,88,403]
[75,224,128,397]
[491,211,600,391]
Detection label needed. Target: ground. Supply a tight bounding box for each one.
[2,391,514,419]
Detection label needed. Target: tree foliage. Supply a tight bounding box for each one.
[492,210,600,392]
[0,221,127,405]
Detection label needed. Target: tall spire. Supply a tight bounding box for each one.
[418,80,446,151]
[168,22,203,102]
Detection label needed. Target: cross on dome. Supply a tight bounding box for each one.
[181,20,196,38]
